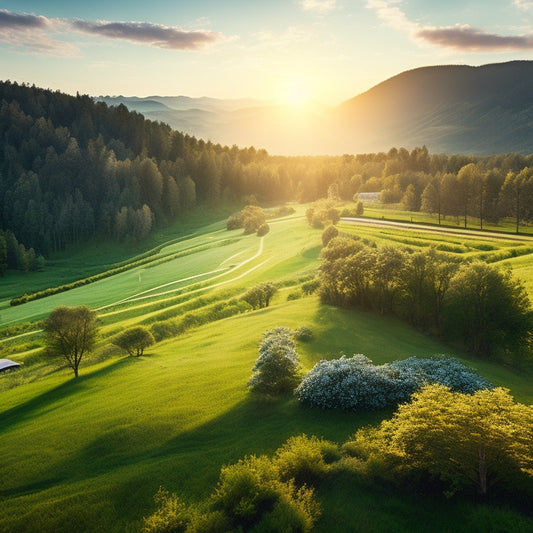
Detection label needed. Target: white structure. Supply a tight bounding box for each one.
[0,359,21,374]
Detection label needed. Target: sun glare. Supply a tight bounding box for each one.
[281,80,313,107]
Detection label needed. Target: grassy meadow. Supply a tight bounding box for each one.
[1,205,533,532]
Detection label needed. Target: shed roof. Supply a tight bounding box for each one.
[0,359,21,372]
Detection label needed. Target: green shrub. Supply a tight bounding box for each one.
[113,326,155,356]
[321,225,339,247]
[339,202,364,217]
[274,435,339,485]
[142,487,190,533]
[286,289,302,301]
[241,283,277,310]
[256,223,270,236]
[211,455,320,532]
[226,213,243,230]
[301,279,319,295]
[248,329,301,396]
[185,510,230,533]
[149,300,252,341]
[150,321,179,342]
[294,326,313,341]
[272,205,295,217]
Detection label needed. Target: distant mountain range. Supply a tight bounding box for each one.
[97,61,533,156]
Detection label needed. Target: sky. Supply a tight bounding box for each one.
[1,1,533,105]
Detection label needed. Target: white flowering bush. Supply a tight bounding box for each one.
[295,354,492,411]
[248,328,301,395]
[389,356,493,394]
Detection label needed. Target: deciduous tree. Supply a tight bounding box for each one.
[113,326,155,357]
[376,385,533,495]
[44,305,98,377]
[444,262,531,358]
[248,328,301,395]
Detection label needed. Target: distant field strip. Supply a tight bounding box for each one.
[96,267,230,309]
[341,217,533,242]
[98,236,265,308]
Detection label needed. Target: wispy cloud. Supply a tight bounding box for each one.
[70,20,221,50]
[297,0,337,15]
[514,0,533,11]
[416,25,533,51]
[0,9,76,55]
[366,0,533,52]
[365,0,416,32]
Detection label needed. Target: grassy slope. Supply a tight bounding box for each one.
[3,298,532,533]
[1,208,533,532]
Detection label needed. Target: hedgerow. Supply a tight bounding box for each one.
[149,299,252,341]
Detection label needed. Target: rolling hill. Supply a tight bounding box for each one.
[98,61,533,156]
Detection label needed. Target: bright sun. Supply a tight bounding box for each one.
[282,80,313,106]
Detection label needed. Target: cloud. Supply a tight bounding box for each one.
[0,9,223,56]
[514,0,533,11]
[416,24,533,51]
[0,9,76,55]
[0,9,50,29]
[298,0,337,14]
[366,0,533,52]
[70,20,221,50]
[365,0,416,32]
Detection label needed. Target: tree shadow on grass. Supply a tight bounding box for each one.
[48,393,385,487]
[0,357,136,433]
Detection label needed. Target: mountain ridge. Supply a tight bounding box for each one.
[95,61,533,155]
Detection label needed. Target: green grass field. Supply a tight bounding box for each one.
[1,206,532,532]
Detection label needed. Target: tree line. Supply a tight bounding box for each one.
[319,235,532,360]
[2,81,533,275]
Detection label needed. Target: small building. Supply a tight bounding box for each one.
[0,359,21,374]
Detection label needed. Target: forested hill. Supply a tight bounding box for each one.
[0,80,277,259]
[337,61,533,154]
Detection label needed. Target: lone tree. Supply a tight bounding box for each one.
[113,326,155,356]
[44,305,98,378]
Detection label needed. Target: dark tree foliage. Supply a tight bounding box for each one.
[0,232,6,275]
[443,262,532,357]
[241,282,277,310]
[321,225,338,247]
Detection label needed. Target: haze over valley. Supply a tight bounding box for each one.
[98,61,533,156]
